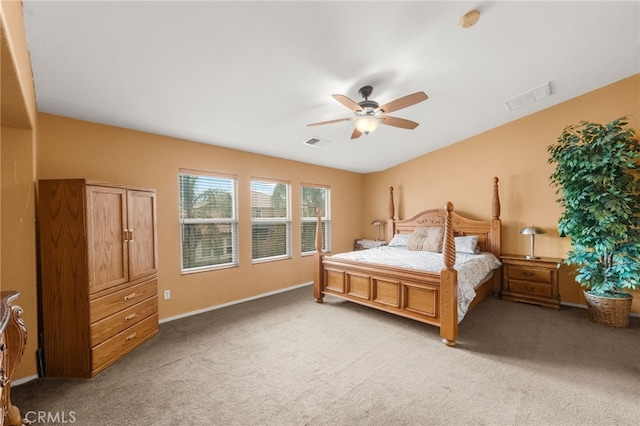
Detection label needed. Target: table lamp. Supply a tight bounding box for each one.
[520,225,546,259]
[371,220,382,241]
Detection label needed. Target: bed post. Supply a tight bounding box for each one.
[313,207,325,303]
[386,186,396,242]
[440,202,458,346]
[490,177,502,295]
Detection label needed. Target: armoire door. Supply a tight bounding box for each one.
[86,186,129,294]
[127,190,158,281]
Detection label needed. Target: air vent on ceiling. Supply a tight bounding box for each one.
[504,82,552,111]
[303,137,331,148]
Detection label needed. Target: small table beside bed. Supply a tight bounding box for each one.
[313,177,502,346]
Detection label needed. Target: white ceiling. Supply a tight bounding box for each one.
[22,1,640,173]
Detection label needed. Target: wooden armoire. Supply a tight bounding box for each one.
[38,179,159,378]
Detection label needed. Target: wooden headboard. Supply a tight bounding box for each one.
[386,177,502,259]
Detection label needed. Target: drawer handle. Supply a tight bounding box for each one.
[124,313,137,321]
[524,285,536,292]
[522,271,535,277]
[123,292,137,301]
[125,332,137,342]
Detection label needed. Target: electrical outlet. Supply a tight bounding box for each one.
[163,290,171,300]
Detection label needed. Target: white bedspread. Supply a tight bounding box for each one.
[328,247,501,322]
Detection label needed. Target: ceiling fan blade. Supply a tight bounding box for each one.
[379,115,419,130]
[378,91,428,114]
[351,128,363,139]
[332,94,363,112]
[307,117,351,127]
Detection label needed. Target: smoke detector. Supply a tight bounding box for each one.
[460,10,480,28]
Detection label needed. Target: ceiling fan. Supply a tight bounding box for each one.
[307,86,428,139]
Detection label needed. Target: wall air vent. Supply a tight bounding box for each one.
[303,137,331,148]
[505,82,552,111]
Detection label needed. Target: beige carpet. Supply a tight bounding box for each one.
[12,285,640,426]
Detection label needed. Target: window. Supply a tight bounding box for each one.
[301,185,330,254]
[251,180,291,262]
[179,170,237,272]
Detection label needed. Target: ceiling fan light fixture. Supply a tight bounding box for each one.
[307,87,427,139]
[355,116,382,135]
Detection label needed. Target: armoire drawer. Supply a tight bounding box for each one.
[89,278,157,323]
[90,297,158,346]
[91,313,158,374]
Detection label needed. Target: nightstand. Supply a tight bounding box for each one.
[354,239,387,251]
[500,254,562,309]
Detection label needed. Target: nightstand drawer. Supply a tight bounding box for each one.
[506,267,551,283]
[507,279,552,298]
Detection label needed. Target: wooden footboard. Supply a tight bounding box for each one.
[313,177,501,346]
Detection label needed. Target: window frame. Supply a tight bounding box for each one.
[179,169,238,274]
[300,184,331,256]
[250,178,292,263]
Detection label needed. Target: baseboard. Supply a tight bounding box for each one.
[162,288,640,323]
[561,301,587,309]
[12,374,39,386]
[561,300,640,317]
[159,281,313,324]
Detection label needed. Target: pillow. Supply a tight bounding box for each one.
[455,235,480,254]
[407,226,444,252]
[388,233,410,247]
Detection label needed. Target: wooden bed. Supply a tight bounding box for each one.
[313,177,502,346]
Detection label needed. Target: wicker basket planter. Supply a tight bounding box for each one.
[584,291,633,328]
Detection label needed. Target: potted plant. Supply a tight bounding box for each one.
[547,116,640,327]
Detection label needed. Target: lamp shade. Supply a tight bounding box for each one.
[355,116,381,134]
[520,225,545,259]
[520,225,546,235]
[371,220,383,240]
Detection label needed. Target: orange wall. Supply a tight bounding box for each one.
[1,126,37,381]
[1,0,38,380]
[0,0,36,129]
[36,113,364,320]
[362,74,640,313]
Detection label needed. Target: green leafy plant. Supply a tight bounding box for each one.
[548,116,640,297]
